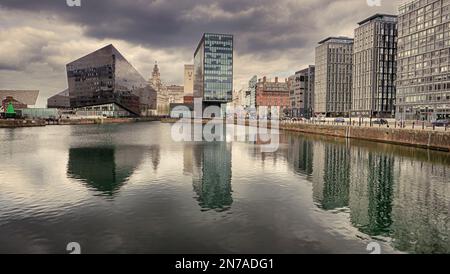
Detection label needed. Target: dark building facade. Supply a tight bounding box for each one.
[47,89,71,109]
[194,33,233,112]
[66,44,156,117]
[353,14,398,118]
[290,66,315,118]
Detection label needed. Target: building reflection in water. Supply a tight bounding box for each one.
[188,130,233,212]
[311,141,350,210]
[149,145,161,171]
[349,149,394,237]
[67,145,155,197]
[390,154,449,253]
[284,133,449,253]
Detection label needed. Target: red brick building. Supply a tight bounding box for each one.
[256,77,290,113]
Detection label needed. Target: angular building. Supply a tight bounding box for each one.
[315,37,354,117]
[47,89,70,109]
[290,66,315,118]
[353,14,398,118]
[0,90,39,109]
[194,33,233,112]
[66,44,156,117]
[397,0,450,121]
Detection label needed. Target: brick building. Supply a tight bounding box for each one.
[256,77,290,115]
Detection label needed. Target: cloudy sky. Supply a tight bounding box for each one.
[0,0,401,107]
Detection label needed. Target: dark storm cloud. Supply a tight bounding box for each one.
[0,0,344,55]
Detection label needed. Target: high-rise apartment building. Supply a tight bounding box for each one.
[397,0,450,121]
[353,14,398,118]
[194,33,233,110]
[315,37,354,117]
[290,66,315,118]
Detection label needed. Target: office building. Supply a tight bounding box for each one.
[397,0,450,121]
[194,33,233,111]
[167,85,184,104]
[315,37,354,117]
[290,66,315,118]
[66,44,156,117]
[353,14,398,118]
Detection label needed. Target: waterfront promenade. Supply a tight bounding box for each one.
[162,118,450,152]
[0,117,159,128]
[1,116,449,152]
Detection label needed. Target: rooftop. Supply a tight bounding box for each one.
[318,36,354,45]
[0,90,39,105]
[358,14,398,26]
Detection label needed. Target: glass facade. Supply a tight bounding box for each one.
[353,14,398,118]
[397,0,450,121]
[194,33,233,105]
[67,45,156,117]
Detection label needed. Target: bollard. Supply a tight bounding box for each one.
[422,122,425,130]
[412,122,415,129]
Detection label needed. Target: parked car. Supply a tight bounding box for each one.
[335,118,345,124]
[432,119,449,127]
[373,119,389,125]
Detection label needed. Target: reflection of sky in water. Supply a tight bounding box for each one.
[0,122,448,254]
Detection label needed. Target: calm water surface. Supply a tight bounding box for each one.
[0,122,449,254]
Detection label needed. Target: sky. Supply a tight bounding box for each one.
[0,0,402,107]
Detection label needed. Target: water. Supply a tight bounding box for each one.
[0,122,448,254]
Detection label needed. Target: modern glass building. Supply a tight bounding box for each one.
[66,44,156,117]
[397,0,450,121]
[353,14,398,118]
[194,33,233,111]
